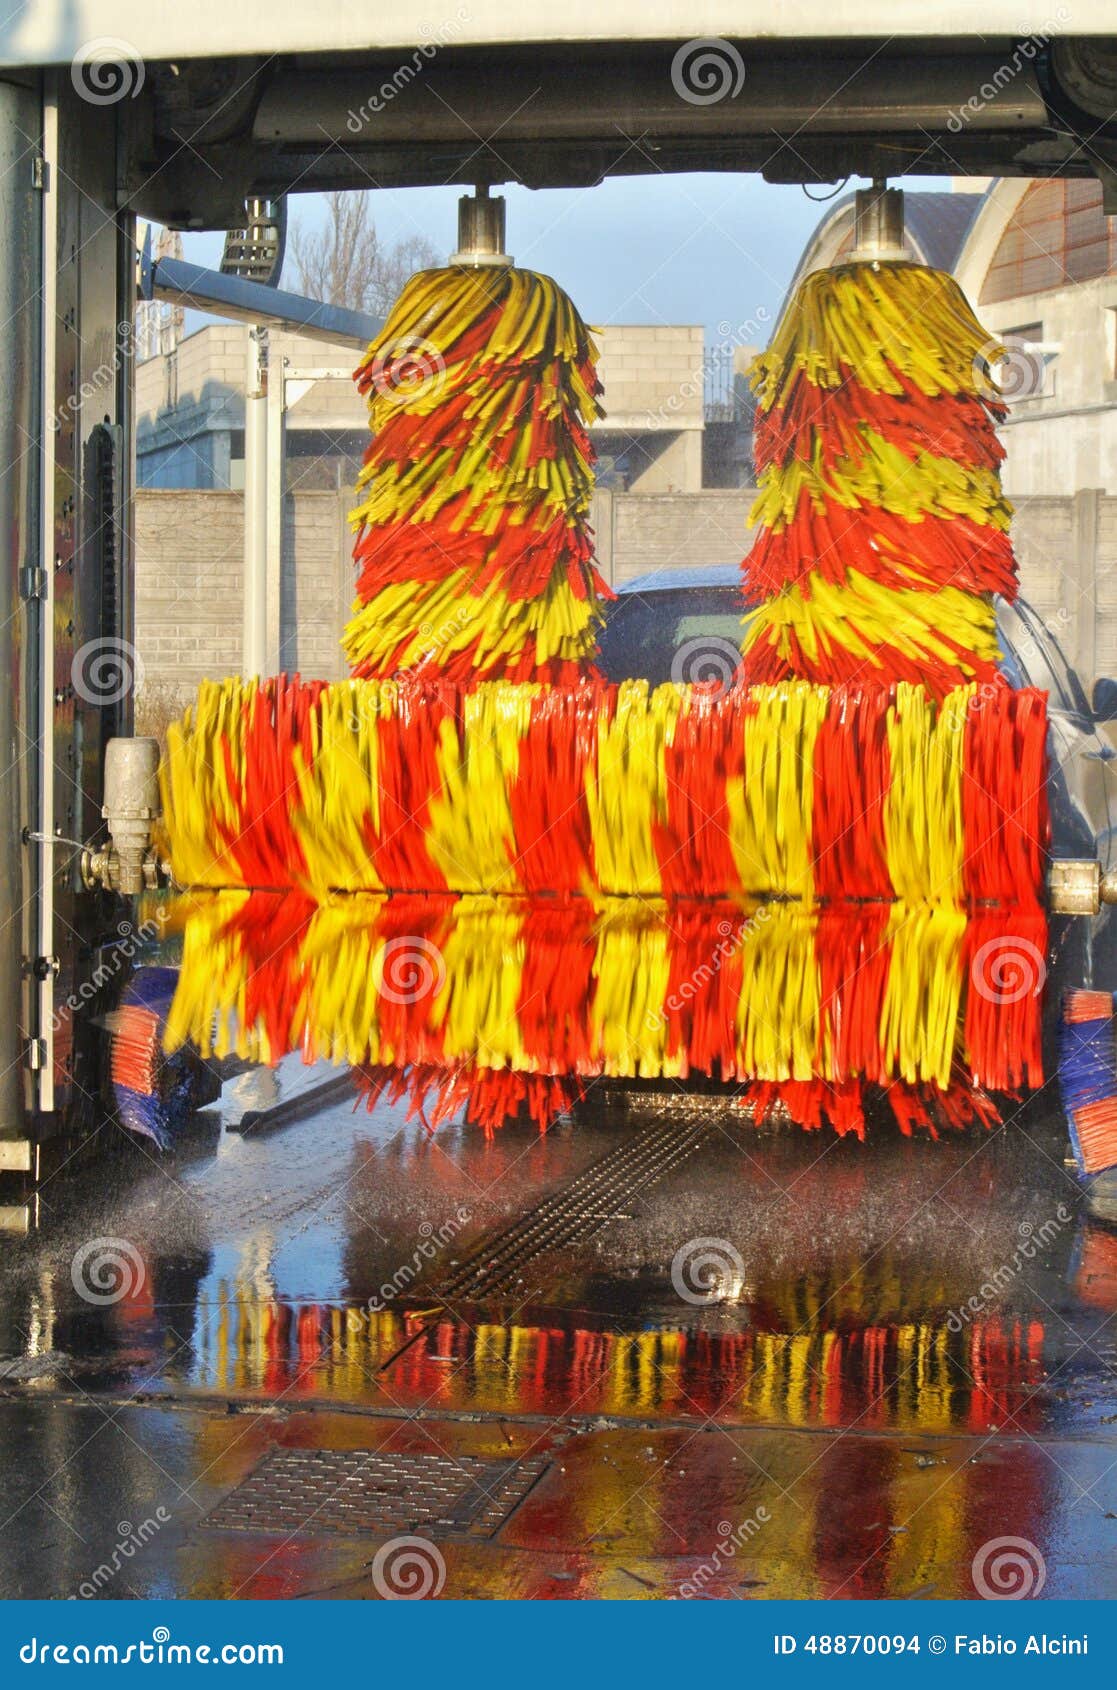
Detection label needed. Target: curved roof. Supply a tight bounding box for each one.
[783,186,990,308]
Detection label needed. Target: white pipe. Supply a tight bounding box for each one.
[242,327,267,678]
[265,348,284,674]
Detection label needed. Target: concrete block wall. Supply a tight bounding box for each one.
[134,487,1117,703]
[279,492,353,681]
[1012,491,1117,681]
[134,491,245,699]
[134,489,354,709]
[595,326,705,430]
[593,489,753,586]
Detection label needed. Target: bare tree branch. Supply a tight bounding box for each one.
[287,193,441,317]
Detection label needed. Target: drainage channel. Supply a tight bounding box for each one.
[433,1110,713,1308]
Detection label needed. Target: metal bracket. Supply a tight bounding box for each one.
[451,186,513,268]
[19,564,46,599]
[849,180,908,264]
[1047,859,1117,915]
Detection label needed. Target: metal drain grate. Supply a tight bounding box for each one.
[432,1113,712,1304]
[206,1449,549,1540]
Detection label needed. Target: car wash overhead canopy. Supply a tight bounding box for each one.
[8,17,1117,220]
[4,5,1116,63]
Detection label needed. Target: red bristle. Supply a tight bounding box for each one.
[663,904,748,1079]
[109,1005,161,1094]
[754,368,1006,478]
[516,901,598,1075]
[353,1061,582,1136]
[1065,991,1114,1023]
[1071,1099,1117,1175]
[657,684,747,900]
[745,500,1016,600]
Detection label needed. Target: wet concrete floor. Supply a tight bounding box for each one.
[1,1068,1116,1599]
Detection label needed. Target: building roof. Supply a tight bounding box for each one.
[621,565,739,593]
[900,190,988,272]
[784,186,990,307]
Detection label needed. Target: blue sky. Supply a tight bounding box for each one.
[180,172,955,345]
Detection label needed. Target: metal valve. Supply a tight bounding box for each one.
[81,736,163,895]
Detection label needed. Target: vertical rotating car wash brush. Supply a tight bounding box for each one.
[742,181,1013,695]
[343,187,613,685]
[340,187,613,1127]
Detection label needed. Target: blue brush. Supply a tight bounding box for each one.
[1058,991,1117,1176]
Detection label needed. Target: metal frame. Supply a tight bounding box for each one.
[143,255,377,348]
[34,81,59,1116]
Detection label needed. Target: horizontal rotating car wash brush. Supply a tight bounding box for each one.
[159,672,1048,1138]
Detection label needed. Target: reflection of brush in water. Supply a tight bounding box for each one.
[1069,1216,1117,1307]
[186,1296,1047,1434]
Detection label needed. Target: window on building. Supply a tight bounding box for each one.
[989,322,1057,402]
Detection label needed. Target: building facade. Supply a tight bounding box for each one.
[135,321,707,496]
[788,179,1117,500]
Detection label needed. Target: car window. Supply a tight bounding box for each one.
[599,589,743,683]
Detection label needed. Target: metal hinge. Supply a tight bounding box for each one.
[32,156,49,191]
[25,1038,47,1072]
[19,564,46,599]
